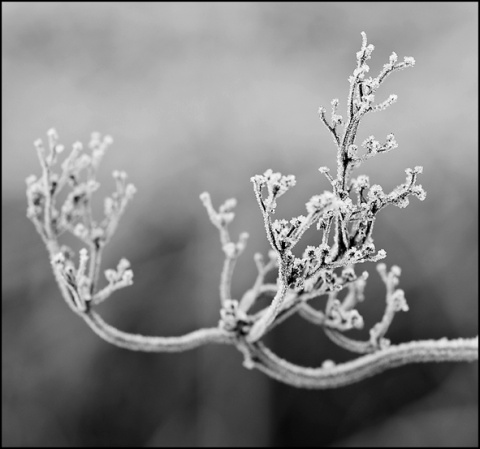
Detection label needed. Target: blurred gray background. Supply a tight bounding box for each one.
[2,2,478,447]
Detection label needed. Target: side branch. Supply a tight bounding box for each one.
[248,337,478,389]
[82,310,235,352]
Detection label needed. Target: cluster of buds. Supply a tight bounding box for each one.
[104,258,133,288]
[93,258,134,305]
[200,192,249,258]
[369,264,409,349]
[89,132,113,170]
[325,296,364,331]
[25,175,46,224]
[51,249,91,313]
[200,193,237,227]
[387,166,426,208]
[308,263,408,354]
[100,170,137,246]
[347,32,415,119]
[302,262,369,299]
[51,248,135,311]
[251,169,296,214]
[26,130,136,250]
[318,99,344,146]
[271,215,307,251]
[350,174,370,202]
[62,180,100,237]
[218,299,252,336]
[330,98,343,127]
[27,129,137,312]
[361,133,398,158]
[364,166,426,213]
[282,244,364,292]
[305,190,336,214]
[200,192,251,306]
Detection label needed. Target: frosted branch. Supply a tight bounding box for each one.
[248,337,478,389]
[27,33,477,391]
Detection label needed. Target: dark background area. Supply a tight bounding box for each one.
[2,2,478,447]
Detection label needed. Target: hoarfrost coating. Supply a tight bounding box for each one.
[26,32,477,389]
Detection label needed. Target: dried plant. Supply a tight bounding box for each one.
[27,32,477,388]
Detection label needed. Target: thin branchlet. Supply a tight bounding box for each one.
[27,32,477,389]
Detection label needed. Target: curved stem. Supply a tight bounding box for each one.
[323,328,375,354]
[249,337,478,389]
[220,255,237,303]
[298,302,325,325]
[298,303,376,354]
[82,310,235,352]
[247,260,288,342]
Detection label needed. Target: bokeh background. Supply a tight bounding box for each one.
[2,2,478,447]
